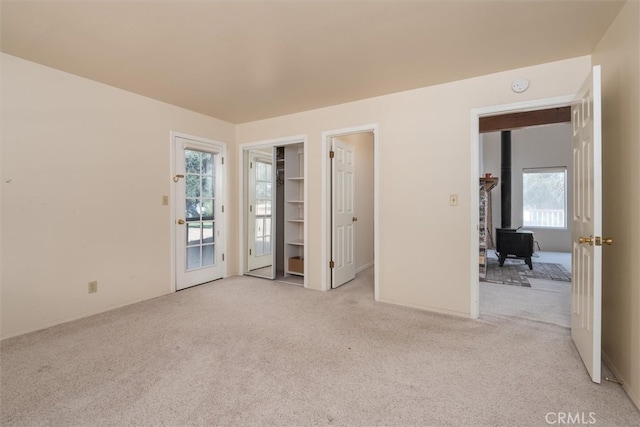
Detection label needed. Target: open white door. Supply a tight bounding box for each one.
[331,138,356,288]
[571,65,603,383]
[247,150,275,273]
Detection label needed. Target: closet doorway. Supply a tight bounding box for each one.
[241,138,307,287]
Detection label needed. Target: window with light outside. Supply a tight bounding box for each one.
[522,167,567,229]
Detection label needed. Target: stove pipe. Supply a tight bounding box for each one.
[501,130,512,228]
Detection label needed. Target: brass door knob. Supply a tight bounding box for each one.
[579,236,594,245]
[177,219,185,225]
[603,237,614,245]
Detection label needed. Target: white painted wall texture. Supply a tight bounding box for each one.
[236,56,591,316]
[592,0,640,410]
[1,54,236,338]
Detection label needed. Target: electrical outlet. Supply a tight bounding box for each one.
[450,194,458,206]
[88,281,98,294]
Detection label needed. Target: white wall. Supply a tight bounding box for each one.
[236,56,591,317]
[1,53,594,336]
[1,54,236,339]
[592,0,640,410]
[482,123,572,252]
[339,132,374,273]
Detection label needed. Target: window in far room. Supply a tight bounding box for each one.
[522,167,567,229]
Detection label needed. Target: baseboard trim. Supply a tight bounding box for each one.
[356,261,375,274]
[378,297,470,318]
[602,350,640,411]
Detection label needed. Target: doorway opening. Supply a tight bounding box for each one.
[472,68,604,383]
[479,121,573,327]
[239,136,307,288]
[470,97,574,319]
[322,124,379,298]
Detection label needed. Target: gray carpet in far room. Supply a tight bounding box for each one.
[485,257,571,287]
[1,267,638,426]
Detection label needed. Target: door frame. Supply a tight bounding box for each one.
[170,131,228,292]
[238,135,308,287]
[469,95,574,317]
[321,124,380,297]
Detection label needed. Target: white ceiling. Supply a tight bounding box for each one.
[1,1,625,124]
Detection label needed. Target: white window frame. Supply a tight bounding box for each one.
[522,166,568,229]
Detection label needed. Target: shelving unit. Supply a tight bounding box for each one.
[284,144,304,277]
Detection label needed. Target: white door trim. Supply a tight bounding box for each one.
[469,95,574,318]
[321,124,380,299]
[238,135,308,287]
[170,131,228,292]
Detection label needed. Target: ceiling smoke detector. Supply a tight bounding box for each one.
[512,78,530,93]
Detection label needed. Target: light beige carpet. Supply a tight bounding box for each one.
[2,267,639,426]
[480,278,571,327]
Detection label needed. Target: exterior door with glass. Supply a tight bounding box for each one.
[174,136,225,290]
[247,151,274,272]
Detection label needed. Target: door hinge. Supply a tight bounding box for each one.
[250,205,253,213]
[222,205,224,213]
[329,150,335,159]
[329,260,335,269]
[250,161,253,169]
[221,157,224,165]
[249,249,252,255]
[222,253,225,261]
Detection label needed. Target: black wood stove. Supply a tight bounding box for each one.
[496,228,535,270]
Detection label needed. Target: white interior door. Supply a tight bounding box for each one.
[571,65,603,383]
[247,151,275,272]
[174,136,225,290]
[332,138,356,288]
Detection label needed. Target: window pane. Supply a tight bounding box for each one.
[187,222,201,245]
[202,244,215,267]
[186,199,200,219]
[255,218,264,238]
[202,221,214,244]
[202,153,213,175]
[523,169,567,228]
[185,150,200,174]
[201,199,214,220]
[202,176,213,198]
[186,175,200,198]
[186,246,201,270]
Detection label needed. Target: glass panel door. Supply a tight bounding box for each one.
[246,148,276,278]
[175,136,224,290]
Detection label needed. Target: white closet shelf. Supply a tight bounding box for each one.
[286,200,304,204]
[286,239,304,246]
[287,177,304,181]
[287,218,304,223]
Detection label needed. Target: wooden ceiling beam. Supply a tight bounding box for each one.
[479,106,571,133]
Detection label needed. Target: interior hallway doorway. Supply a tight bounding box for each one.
[322,125,379,297]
